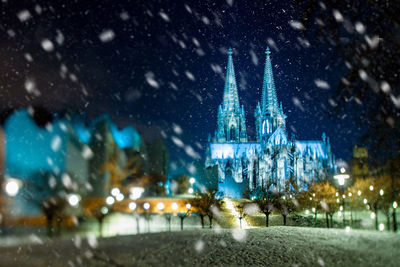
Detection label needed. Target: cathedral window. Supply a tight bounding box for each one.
[230,126,236,141]
[262,120,265,134]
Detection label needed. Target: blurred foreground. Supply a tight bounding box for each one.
[1,227,399,267]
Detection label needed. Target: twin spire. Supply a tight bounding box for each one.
[221,47,279,116]
[222,48,240,112]
[261,47,278,115]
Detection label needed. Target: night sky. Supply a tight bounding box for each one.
[0,0,362,174]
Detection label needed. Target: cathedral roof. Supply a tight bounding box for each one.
[295,140,328,160]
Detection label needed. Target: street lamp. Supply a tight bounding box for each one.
[129,187,144,200]
[106,196,115,205]
[143,202,151,232]
[4,178,20,197]
[157,202,165,211]
[143,202,150,210]
[111,187,120,197]
[129,202,137,211]
[67,194,80,207]
[116,193,124,202]
[171,202,178,211]
[334,168,350,227]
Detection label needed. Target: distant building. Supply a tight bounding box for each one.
[3,109,143,216]
[146,138,169,176]
[351,147,368,179]
[205,48,336,198]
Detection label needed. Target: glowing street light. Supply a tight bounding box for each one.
[185,203,191,210]
[379,189,384,196]
[334,169,350,227]
[188,188,194,194]
[68,194,80,207]
[379,223,384,231]
[116,193,124,202]
[369,185,374,191]
[4,179,20,197]
[189,177,196,184]
[363,199,368,204]
[143,202,150,210]
[370,212,376,219]
[357,190,362,196]
[171,202,178,211]
[157,202,165,211]
[334,173,349,186]
[129,187,144,200]
[393,201,398,209]
[101,207,108,215]
[129,202,137,211]
[106,196,115,205]
[111,187,120,197]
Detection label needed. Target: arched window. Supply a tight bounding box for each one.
[230,126,236,141]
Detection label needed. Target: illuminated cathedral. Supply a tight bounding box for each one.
[205,47,336,198]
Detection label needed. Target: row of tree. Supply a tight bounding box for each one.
[237,175,398,231]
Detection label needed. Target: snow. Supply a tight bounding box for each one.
[17,10,32,22]
[171,136,184,148]
[333,10,344,22]
[185,71,195,81]
[145,72,159,88]
[82,145,93,159]
[159,11,170,22]
[0,227,399,266]
[289,20,305,30]
[380,81,391,93]
[40,39,54,52]
[51,135,62,152]
[355,22,366,34]
[365,35,380,49]
[98,29,115,42]
[314,79,330,89]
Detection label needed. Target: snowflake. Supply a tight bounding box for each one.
[17,10,31,22]
[99,29,115,42]
[41,39,54,52]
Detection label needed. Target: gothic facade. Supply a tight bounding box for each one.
[205,48,336,198]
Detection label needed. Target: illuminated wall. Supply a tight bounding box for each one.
[3,109,143,216]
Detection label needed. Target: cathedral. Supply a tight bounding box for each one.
[205,47,336,198]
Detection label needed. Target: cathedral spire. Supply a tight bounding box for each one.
[261,47,278,115]
[222,48,240,112]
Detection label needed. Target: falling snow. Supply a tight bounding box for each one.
[99,29,115,42]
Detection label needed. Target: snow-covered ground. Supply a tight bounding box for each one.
[0,226,399,266]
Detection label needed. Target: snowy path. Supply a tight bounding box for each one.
[0,226,399,266]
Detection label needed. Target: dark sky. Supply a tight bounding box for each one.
[0,0,363,174]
